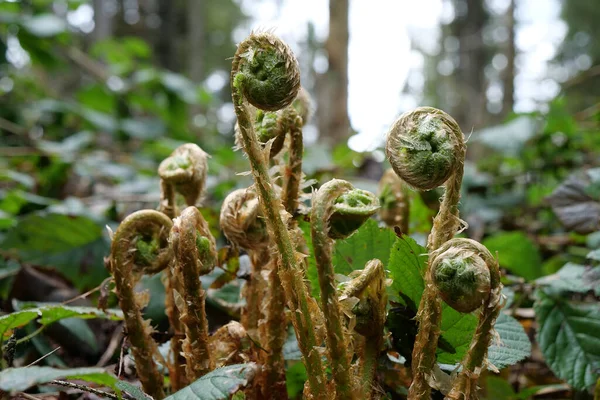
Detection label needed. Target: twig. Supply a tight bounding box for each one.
[97,324,124,367]
[26,347,61,367]
[16,393,41,400]
[62,277,112,306]
[50,380,118,399]
[0,116,27,136]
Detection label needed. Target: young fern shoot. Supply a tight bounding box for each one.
[107,210,173,400]
[170,206,217,381]
[431,239,504,399]
[385,107,466,399]
[158,143,208,218]
[311,179,379,399]
[340,259,387,399]
[231,32,328,398]
[220,188,288,398]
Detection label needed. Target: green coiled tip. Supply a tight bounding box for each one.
[385,107,465,191]
[328,187,380,239]
[219,188,270,250]
[431,238,493,313]
[158,143,209,206]
[233,32,301,111]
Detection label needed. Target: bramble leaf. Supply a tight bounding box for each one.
[165,363,258,400]
[534,288,600,390]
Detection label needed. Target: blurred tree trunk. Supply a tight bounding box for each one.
[188,0,205,82]
[92,0,113,43]
[156,0,180,71]
[452,0,488,130]
[317,0,350,147]
[502,0,516,118]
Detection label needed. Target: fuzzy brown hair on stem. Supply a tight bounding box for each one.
[219,188,268,339]
[378,168,410,234]
[107,210,172,400]
[231,31,328,399]
[158,143,208,218]
[340,259,387,398]
[385,107,466,399]
[431,239,504,400]
[170,206,217,382]
[311,179,379,400]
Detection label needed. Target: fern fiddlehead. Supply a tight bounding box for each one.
[170,206,217,381]
[158,143,208,218]
[231,32,327,398]
[311,179,379,399]
[385,107,466,399]
[108,210,172,400]
[431,239,503,400]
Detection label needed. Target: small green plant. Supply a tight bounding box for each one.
[0,32,535,400]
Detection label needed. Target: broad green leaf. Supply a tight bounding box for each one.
[487,313,531,369]
[389,235,530,367]
[536,263,600,295]
[286,362,307,399]
[513,384,571,399]
[534,288,600,390]
[0,366,116,392]
[0,305,123,339]
[0,310,39,339]
[305,219,396,298]
[333,219,396,276]
[165,363,258,400]
[546,170,600,234]
[483,376,514,400]
[483,231,543,281]
[1,213,109,289]
[115,380,153,400]
[587,249,600,261]
[388,234,478,364]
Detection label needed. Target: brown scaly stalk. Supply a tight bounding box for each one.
[158,143,209,218]
[170,206,217,382]
[378,168,410,234]
[385,107,466,399]
[220,188,269,338]
[311,179,380,399]
[429,239,503,400]
[231,32,328,398]
[235,91,310,216]
[158,144,209,389]
[340,259,387,399]
[107,210,173,400]
[219,187,287,399]
[220,187,289,398]
[163,270,187,391]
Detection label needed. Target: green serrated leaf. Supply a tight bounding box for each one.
[304,219,396,298]
[388,235,530,368]
[534,288,600,390]
[115,380,153,400]
[483,231,543,281]
[1,213,109,289]
[488,313,531,369]
[286,362,307,399]
[536,263,600,294]
[387,234,478,364]
[165,363,258,400]
[0,366,116,392]
[483,375,514,400]
[0,305,123,339]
